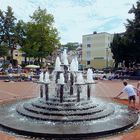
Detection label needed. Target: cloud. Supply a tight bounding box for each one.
[1,0,138,44]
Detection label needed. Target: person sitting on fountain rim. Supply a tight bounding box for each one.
[115,80,139,110]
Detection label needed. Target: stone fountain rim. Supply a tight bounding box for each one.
[0,97,139,139]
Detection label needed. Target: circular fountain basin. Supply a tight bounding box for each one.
[0,96,138,139]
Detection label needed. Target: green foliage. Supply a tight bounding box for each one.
[14,20,26,47]
[0,43,9,57]
[0,6,17,64]
[22,7,60,64]
[111,0,140,68]
[62,42,79,51]
[0,6,16,46]
[0,6,60,67]
[110,34,124,68]
[124,0,140,65]
[30,7,54,26]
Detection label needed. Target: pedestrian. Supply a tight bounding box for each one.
[115,80,139,109]
[8,64,13,81]
[17,65,22,81]
[137,81,140,107]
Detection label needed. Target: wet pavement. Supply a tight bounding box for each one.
[0,79,140,140]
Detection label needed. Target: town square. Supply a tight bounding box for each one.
[0,0,140,140]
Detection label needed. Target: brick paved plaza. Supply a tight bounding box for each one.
[0,80,140,140]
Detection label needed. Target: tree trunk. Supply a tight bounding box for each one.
[10,47,13,65]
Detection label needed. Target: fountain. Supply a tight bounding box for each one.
[55,56,61,71]
[87,68,95,83]
[44,72,50,83]
[0,49,139,139]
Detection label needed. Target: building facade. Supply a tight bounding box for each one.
[82,32,114,69]
[13,49,24,65]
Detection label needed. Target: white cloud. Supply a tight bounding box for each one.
[1,0,138,44]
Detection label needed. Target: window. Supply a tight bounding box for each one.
[87,44,91,48]
[87,61,90,65]
[94,57,104,60]
[15,53,18,56]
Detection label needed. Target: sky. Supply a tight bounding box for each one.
[0,0,138,44]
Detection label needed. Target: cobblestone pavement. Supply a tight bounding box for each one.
[0,80,140,140]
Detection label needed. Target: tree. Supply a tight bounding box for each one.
[22,7,60,66]
[0,9,5,43]
[0,43,9,59]
[124,0,140,65]
[0,6,17,64]
[111,0,140,68]
[62,42,79,51]
[14,20,26,47]
[110,34,124,68]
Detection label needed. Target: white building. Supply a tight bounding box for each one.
[82,32,114,69]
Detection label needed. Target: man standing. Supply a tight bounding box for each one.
[115,80,138,109]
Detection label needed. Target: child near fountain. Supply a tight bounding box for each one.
[115,80,139,110]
